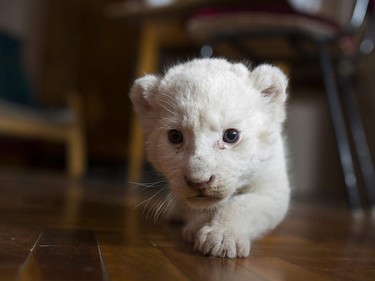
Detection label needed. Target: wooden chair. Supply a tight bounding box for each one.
[0,32,86,178]
[0,92,86,178]
[126,22,190,182]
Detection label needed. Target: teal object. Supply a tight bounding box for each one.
[0,32,37,107]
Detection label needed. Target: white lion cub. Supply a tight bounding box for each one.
[130,58,290,258]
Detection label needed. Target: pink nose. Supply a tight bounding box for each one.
[185,175,215,190]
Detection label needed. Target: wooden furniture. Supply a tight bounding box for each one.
[1,170,374,280]
[107,0,247,182]
[108,0,316,183]
[108,19,180,183]
[0,31,86,178]
[0,92,86,178]
[109,0,375,213]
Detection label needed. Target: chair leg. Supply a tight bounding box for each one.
[315,40,363,213]
[339,66,375,211]
[67,126,86,179]
[127,23,160,183]
[67,91,87,179]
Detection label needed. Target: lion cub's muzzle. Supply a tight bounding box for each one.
[185,175,215,194]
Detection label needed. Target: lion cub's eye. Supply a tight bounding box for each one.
[168,129,183,144]
[223,129,240,144]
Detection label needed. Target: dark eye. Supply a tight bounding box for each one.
[223,129,240,144]
[168,129,183,144]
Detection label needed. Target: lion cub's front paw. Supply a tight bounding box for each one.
[194,225,251,258]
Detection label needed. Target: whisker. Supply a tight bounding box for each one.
[128,180,166,193]
[146,188,171,222]
[162,194,177,220]
[134,186,168,211]
[153,196,168,222]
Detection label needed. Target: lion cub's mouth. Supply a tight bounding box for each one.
[186,193,224,206]
[192,194,210,199]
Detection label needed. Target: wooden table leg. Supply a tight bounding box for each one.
[127,23,160,182]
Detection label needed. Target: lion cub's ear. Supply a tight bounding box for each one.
[251,64,288,123]
[129,75,159,134]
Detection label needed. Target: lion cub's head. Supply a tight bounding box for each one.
[130,58,287,209]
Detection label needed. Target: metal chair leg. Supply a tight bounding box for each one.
[315,40,363,213]
[339,66,375,211]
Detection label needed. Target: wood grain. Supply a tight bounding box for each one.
[0,171,373,281]
[17,229,107,281]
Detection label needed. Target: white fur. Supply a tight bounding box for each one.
[130,58,290,258]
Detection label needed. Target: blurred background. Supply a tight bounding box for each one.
[0,0,374,206]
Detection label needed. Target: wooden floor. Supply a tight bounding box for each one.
[0,171,374,281]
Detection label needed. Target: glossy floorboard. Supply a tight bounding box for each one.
[0,171,374,281]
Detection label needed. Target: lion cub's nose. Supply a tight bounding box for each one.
[185,175,215,190]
